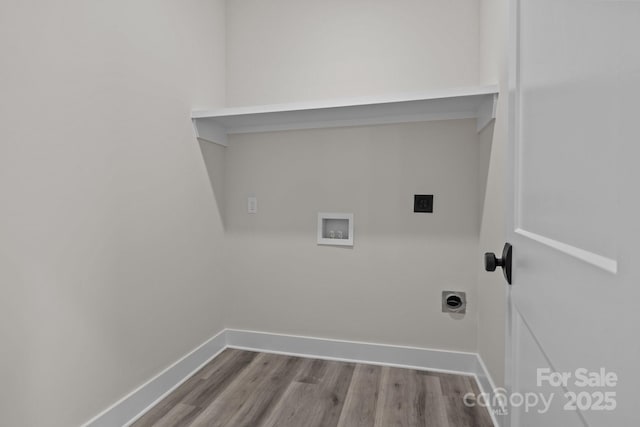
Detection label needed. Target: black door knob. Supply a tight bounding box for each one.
[484,242,512,285]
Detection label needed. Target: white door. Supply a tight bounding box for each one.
[504,0,640,425]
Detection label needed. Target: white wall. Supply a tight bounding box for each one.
[477,0,508,387]
[0,1,227,426]
[0,1,506,424]
[214,0,488,354]
[226,0,480,106]
[223,120,481,351]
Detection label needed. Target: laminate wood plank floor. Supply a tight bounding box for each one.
[133,349,493,427]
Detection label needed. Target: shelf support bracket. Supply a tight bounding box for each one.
[476,93,498,133]
[192,118,228,147]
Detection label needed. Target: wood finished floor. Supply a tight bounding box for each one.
[133,349,493,427]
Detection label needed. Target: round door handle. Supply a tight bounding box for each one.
[484,243,512,285]
[484,252,500,271]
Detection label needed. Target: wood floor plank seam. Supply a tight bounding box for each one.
[133,349,494,427]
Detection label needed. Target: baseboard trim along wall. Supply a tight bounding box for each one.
[226,329,478,374]
[475,354,507,427]
[80,330,227,427]
[83,329,502,427]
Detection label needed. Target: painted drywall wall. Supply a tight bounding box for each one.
[216,0,488,354]
[477,0,508,387]
[0,1,227,426]
[223,120,482,351]
[226,0,480,106]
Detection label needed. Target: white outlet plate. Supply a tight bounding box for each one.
[248,197,257,214]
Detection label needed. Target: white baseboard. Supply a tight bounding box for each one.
[475,354,506,427]
[82,328,502,427]
[80,329,227,427]
[227,329,502,427]
[226,329,479,375]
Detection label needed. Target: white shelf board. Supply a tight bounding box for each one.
[192,85,498,146]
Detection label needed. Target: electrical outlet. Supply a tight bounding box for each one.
[414,195,434,213]
[248,197,257,214]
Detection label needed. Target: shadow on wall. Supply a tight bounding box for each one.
[216,121,484,239]
[198,139,226,229]
[478,120,496,229]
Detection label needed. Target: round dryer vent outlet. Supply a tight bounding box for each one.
[442,291,466,314]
